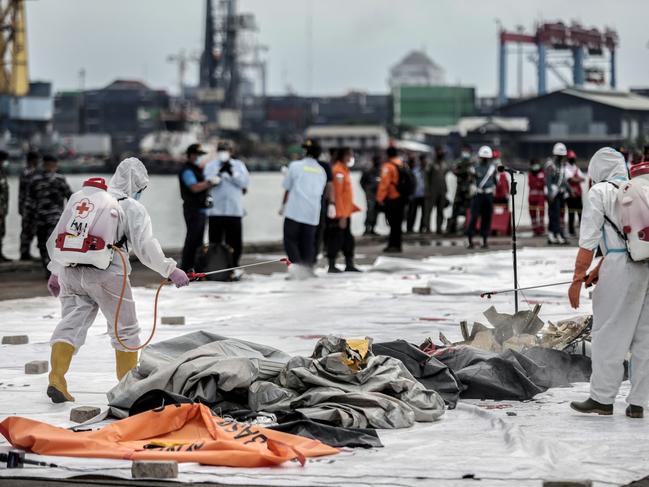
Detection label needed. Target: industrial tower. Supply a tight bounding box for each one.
[498,22,618,105]
[0,0,28,96]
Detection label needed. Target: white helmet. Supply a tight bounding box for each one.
[552,142,567,157]
[478,145,493,159]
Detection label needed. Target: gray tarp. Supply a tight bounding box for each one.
[107,333,445,428]
[107,331,291,417]
[248,336,445,428]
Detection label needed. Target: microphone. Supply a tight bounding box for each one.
[497,164,524,174]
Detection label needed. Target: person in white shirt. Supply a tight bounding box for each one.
[280,139,327,274]
[204,142,250,267]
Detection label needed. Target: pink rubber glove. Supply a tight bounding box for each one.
[169,268,190,288]
[48,274,60,297]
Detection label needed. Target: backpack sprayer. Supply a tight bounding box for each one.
[112,246,291,352]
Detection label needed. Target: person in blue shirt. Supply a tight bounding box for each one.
[178,144,219,271]
[280,139,327,275]
[204,142,250,268]
[406,156,426,233]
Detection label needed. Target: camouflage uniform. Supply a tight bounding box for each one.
[24,169,72,270]
[0,166,8,258]
[446,156,475,234]
[19,166,38,258]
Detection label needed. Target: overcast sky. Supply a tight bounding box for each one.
[26,0,649,98]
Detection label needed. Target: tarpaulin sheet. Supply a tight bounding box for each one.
[432,346,591,401]
[0,403,338,467]
[373,340,461,407]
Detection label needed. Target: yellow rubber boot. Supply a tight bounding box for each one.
[115,350,138,380]
[47,342,75,403]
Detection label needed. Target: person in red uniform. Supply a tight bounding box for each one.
[528,158,545,236]
[327,148,361,272]
[565,150,585,236]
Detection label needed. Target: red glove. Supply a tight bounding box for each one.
[169,268,190,288]
[48,274,60,298]
[569,248,594,309]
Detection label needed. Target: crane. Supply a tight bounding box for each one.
[0,0,28,96]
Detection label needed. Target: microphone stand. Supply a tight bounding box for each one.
[500,166,520,313]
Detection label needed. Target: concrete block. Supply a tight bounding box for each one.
[69,406,101,423]
[543,482,592,487]
[24,360,48,375]
[132,460,178,479]
[412,287,431,296]
[2,335,28,345]
[160,316,185,325]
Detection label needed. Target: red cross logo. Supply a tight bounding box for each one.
[75,199,94,218]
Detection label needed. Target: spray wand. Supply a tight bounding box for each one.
[111,247,291,352]
[480,272,596,299]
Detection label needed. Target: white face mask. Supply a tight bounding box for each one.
[217,151,231,162]
[346,157,356,168]
[194,156,204,167]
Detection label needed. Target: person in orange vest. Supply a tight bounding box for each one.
[376,146,407,253]
[327,148,361,272]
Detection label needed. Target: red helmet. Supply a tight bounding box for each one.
[492,149,502,159]
[567,150,577,160]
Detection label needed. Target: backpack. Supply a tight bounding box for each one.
[604,178,649,262]
[390,162,415,200]
[194,243,235,281]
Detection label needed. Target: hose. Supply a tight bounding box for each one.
[112,246,168,352]
[109,249,290,352]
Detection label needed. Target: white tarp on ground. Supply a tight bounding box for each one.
[0,247,646,486]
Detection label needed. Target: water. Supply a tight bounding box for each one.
[3,171,538,260]
[2,172,386,259]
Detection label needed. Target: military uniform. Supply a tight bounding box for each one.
[447,156,475,234]
[19,166,38,258]
[25,170,72,270]
[0,165,8,260]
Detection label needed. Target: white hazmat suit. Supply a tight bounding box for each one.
[47,158,179,351]
[577,147,649,408]
[45,158,189,403]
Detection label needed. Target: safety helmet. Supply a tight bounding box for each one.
[567,150,577,160]
[492,149,502,159]
[552,142,567,157]
[478,146,493,159]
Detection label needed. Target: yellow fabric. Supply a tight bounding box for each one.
[48,342,75,402]
[341,338,371,371]
[115,350,138,380]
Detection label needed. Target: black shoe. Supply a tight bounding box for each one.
[20,253,35,261]
[383,246,402,253]
[328,265,343,273]
[626,405,644,418]
[345,265,361,272]
[47,385,73,404]
[570,398,613,416]
[481,243,490,249]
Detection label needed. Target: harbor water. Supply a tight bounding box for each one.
[3,171,535,260]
